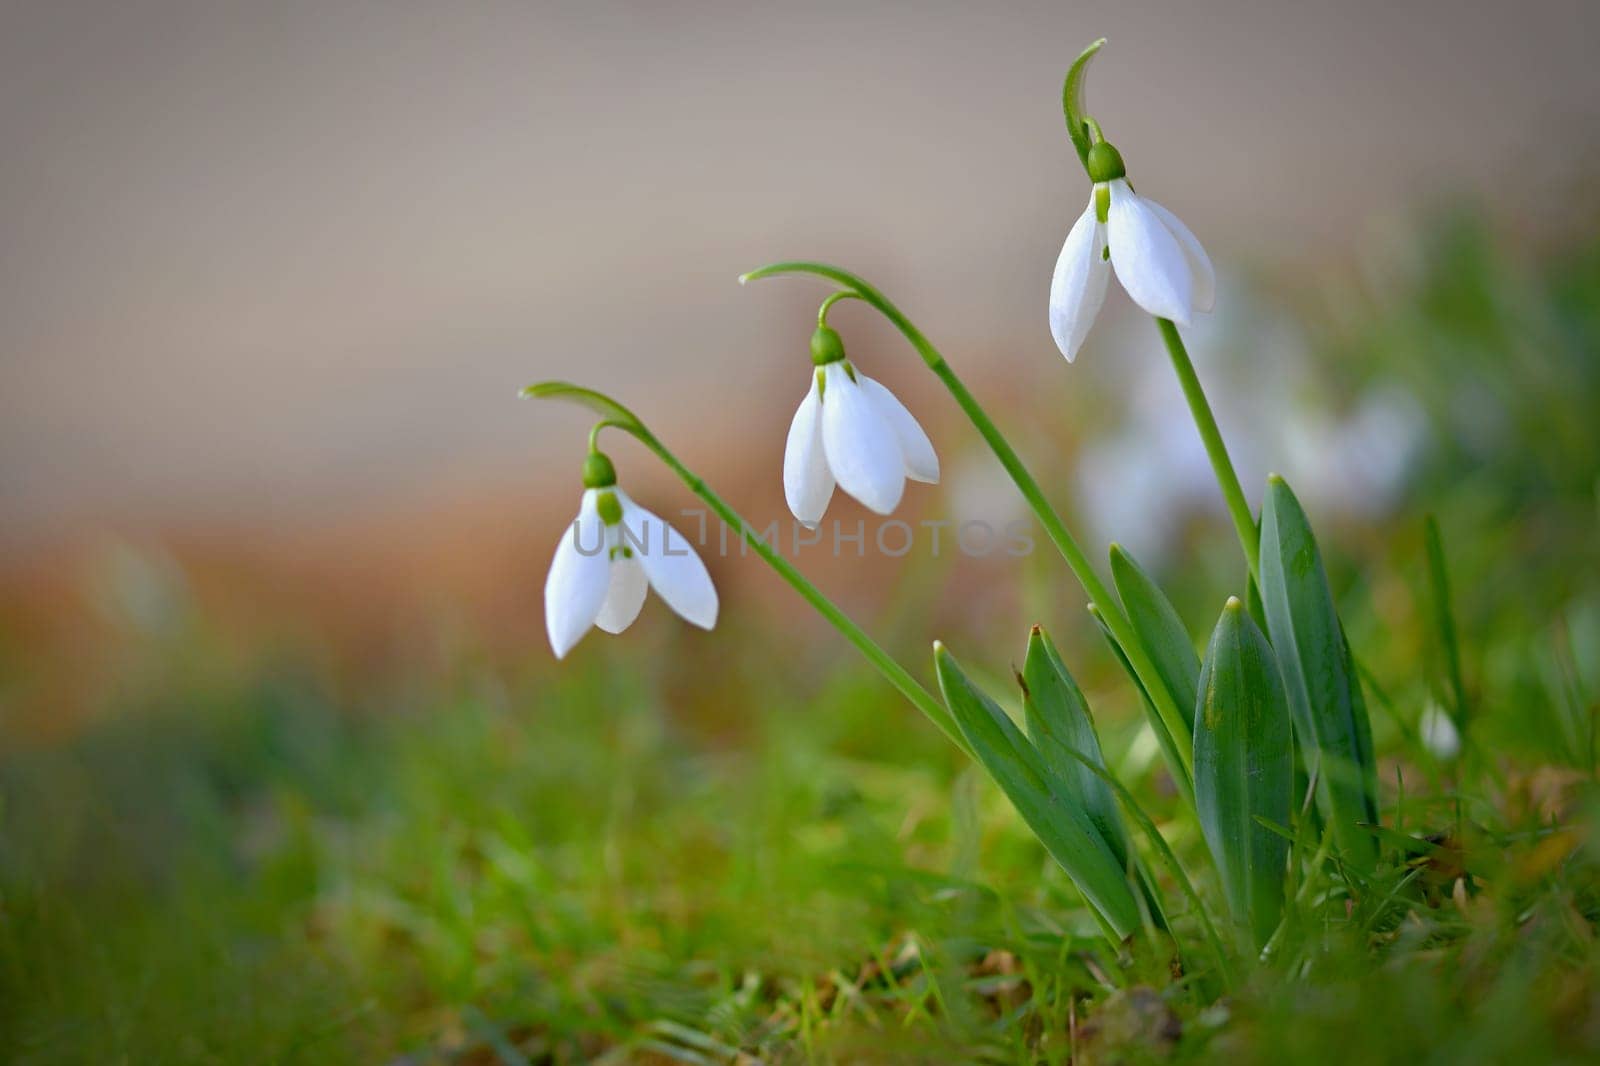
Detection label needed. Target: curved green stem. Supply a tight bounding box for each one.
[1155,319,1260,580]
[522,382,969,755]
[817,290,863,327]
[739,262,1195,778]
[587,419,628,454]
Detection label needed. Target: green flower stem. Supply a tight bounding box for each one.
[1155,319,1260,580]
[741,262,1195,779]
[817,290,863,326]
[520,383,969,755]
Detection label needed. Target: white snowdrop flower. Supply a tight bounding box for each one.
[1419,702,1462,762]
[1050,141,1215,361]
[783,325,939,526]
[544,452,717,658]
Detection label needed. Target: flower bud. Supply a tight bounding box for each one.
[1085,141,1126,183]
[581,450,617,489]
[810,325,846,366]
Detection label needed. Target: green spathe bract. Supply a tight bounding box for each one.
[934,642,1144,942]
[1195,598,1293,951]
[1061,37,1106,167]
[1258,475,1378,869]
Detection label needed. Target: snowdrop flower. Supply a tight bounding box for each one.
[1419,702,1462,762]
[544,451,718,658]
[1050,141,1215,361]
[783,325,939,526]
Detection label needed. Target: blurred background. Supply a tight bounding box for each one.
[3,1,1599,1061]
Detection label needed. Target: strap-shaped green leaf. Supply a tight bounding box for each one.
[934,642,1143,940]
[1258,475,1378,869]
[1087,604,1194,805]
[1111,544,1200,747]
[1021,625,1132,867]
[1021,626,1170,930]
[1195,599,1293,951]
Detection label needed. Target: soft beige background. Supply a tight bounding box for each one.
[3,0,1597,550]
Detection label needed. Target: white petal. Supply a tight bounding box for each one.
[819,362,905,515]
[859,374,939,484]
[594,548,648,634]
[1106,179,1193,325]
[1048,202,1111,362]
[543,489,610,658]
[1141,197,1215,314]
[782,373,835,527]
[616,492,718,630]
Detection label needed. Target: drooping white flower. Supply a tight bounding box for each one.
[783,327,939,526]
[544,477,717,659]
[1050,141,1215,362]
[1419,702,1462,762]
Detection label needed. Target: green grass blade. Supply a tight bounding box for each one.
[1110,544,1200,748]
[1258,475,1379,869]
[1424,514,1470,727]
[933,642,1143,940]
[1194,598,1294,951]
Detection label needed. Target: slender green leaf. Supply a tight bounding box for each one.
[1195,598,1293,951]
[1246,571,1269,633]
[1021,625,1170,932]
[1258,475,1378,869]
[1087,604,1194,804]
[1110,544,1200,747]
[934,642,1143,940]
[1020,625,1130,867]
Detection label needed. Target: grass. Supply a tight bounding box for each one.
[3,210,1600,1063]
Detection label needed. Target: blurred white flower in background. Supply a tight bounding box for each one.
[1075,276,1428,568]
[1419,701,1462,761]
